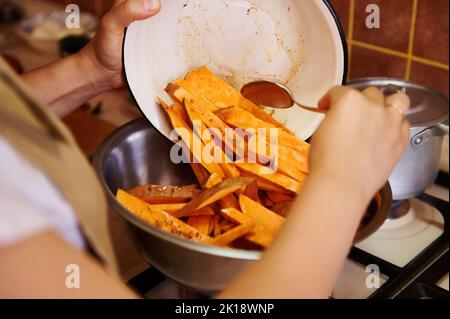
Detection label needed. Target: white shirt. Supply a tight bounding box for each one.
[0,136,84,250]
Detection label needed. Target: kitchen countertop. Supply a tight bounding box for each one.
[1,0,142,131]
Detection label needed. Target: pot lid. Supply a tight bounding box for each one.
[348,78,449,128]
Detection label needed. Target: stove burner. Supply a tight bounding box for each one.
[381,200,416,229]
[390,200,412,219]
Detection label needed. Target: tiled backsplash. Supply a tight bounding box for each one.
[53,0,448,97]
[329,0,449,96]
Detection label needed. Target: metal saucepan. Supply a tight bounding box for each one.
[93,119,392,293]
[349,78,449,200]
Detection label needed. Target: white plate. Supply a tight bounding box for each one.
[124,0,346,141]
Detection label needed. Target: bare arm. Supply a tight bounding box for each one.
[21,0,161,118]
[21,51,112,118]
[0,231,137,299]
[219,88,410,298]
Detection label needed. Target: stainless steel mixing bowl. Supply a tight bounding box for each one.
[93,119,392,294]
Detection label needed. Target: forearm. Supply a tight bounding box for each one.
[21,49,114,118]
[220,174,368,299]
[0,231,137,298]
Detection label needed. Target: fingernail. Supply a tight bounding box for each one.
[144,0,159,12]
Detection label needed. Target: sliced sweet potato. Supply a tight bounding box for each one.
[213,214,221,237]
[239,195,285,248]
[202,172,223,189]
[266,191,295,204]
[217,106,309,155]
[190,163,210,186]
[212,208,254,246]
[116,190,211,243]
[212,223,254,246]
[187,215,214,235]
[270,201,293,218]
[236,163,304,194]
[185,67,292,134]
[219,219,236,233]
[202,173,240,210]
[174,177,254,217]
[220,207,253,226]
[165,80,218,112]
[185,97,246,158]
[239,170,294,194]
[145,203,186,214]
[127,184,200,204]
[242,179,260,203]
[184,99,240,177]
[159,98,225,178]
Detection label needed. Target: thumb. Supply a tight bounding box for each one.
[105,0,160,32]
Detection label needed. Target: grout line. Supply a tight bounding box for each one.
[351,40,449,71]
[405,0,419,80]
[347,0,356,80]
[352,40,408,58]
[411,56,450,70]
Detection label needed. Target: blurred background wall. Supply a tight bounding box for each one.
[329,0,449,97]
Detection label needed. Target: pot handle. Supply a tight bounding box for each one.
[411,120,449,148]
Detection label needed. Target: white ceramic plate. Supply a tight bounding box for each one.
[124,0,346,141]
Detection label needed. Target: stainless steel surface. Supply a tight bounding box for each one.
[411,120,449,148]
[240,80,328,114]
[93,119,392,293]
[349,78,449,201]
[388,200,411,220]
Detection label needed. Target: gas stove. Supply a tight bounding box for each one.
[333,172,449,299]
[127,173,449,299]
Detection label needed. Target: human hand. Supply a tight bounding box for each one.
[309,86,410,205]
[78,0,161,90]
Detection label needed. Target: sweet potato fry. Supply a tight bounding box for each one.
[190,163,210,185]
[212,223,253,246]
[220,208,253,226]
[242,179,260,203]
[239,170,294,194]
[127,184,200,204]
[213,214,221,237]
[202,172,223,189]
[212,208,254,246]
[184,99,240,178]
[185,67,292,134]
[166,80,218,112]
[270,201,293,218]
[116,190,211,243]
[202,173,240,210]
[239,195,285,248]
[188,215,213,235]
[172,99,190,125]
[145,203,186,214]
[217,106,309,155]
[174,177,254,217]
[219,219,236,233]
[235,163,304,194]
[159,98,225,178]
[266,191,295,204]
[185,97,247,159]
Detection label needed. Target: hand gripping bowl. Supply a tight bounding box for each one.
[93,119,393,294]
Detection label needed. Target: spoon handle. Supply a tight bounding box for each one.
[297,104,328,114]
